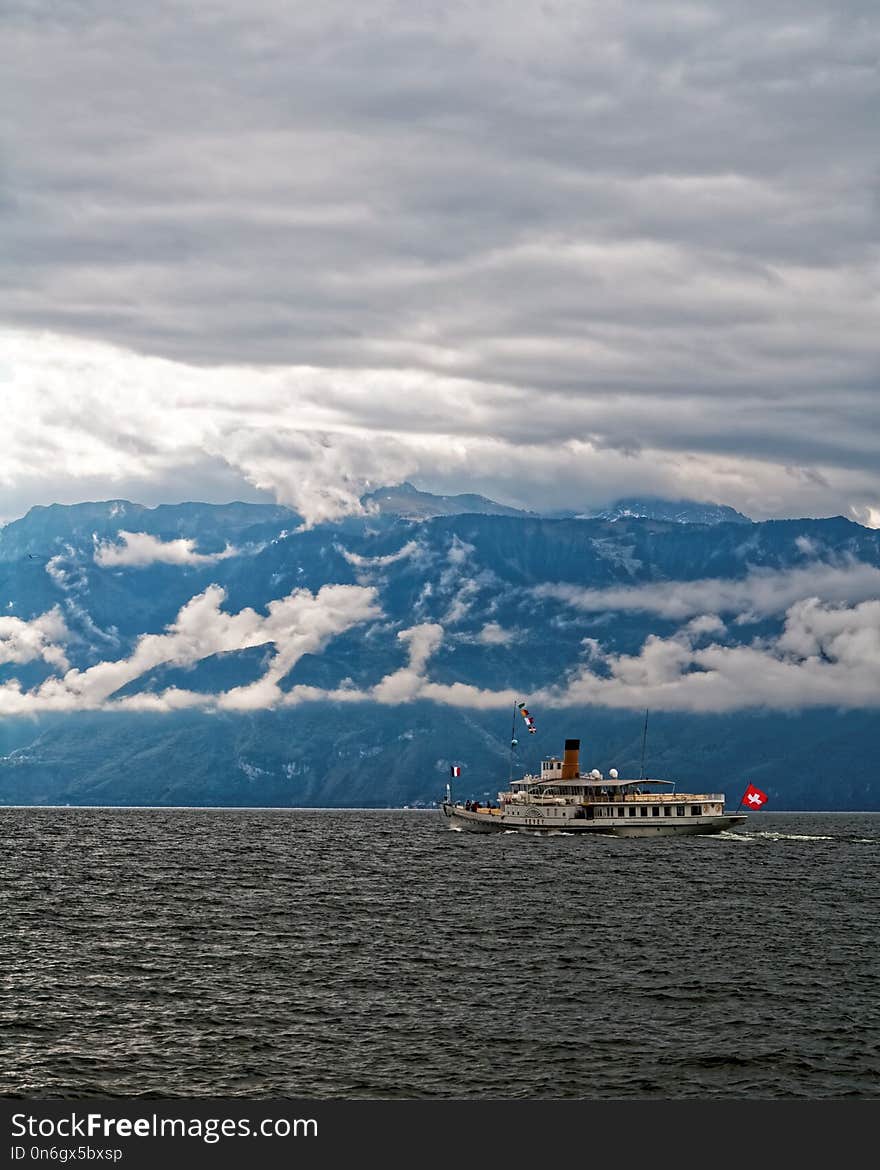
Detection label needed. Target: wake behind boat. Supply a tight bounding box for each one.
[442,738,748,837]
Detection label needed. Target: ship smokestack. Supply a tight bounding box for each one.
[562,739,580,780]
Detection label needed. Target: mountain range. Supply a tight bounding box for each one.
[1,487,878,809]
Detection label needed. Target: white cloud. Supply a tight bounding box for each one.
[540,597,880,713]
[0,608,71,672]
[436,536,491,624]
[278,595,880,714]
[5,586,880,717]
[4,323,880,528]
[0,583,380,714]
[445,536,475,568]
[795,535,819,556]
[535,560,880,622]
[444,579,480,625]
[371,623,445,704]
[45,552,78,591]
[337,540,422,569]
[94,530,240,568]
[114,687,208,713]
[283,622,518,710]
[2,5,880,527]
[45,551,121,647]
[477,622,514,645]
[849,505,880,530]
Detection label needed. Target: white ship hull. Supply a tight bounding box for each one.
[441,803,747,837]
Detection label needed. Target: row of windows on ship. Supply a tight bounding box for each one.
[592,804,718,817]
[523,804,720,818]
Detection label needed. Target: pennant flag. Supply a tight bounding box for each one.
[450,765,461,778]
[518,702,537,734]
[742,782,768,809]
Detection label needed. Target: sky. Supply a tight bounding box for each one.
[2,0,879,527]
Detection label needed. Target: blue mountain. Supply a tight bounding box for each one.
[0,497,877,809]
[588,496,752,525]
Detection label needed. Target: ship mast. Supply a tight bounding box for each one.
[508,700,518,786]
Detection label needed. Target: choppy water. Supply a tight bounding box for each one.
[2,809,878,1099]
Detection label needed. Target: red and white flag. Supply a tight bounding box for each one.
[450,765,461,778]
[518,701,537,734]
[742,782,768,809]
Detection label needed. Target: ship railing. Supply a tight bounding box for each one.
[506,790,725,803]
[592,792,726,802]
[503,794,569,806]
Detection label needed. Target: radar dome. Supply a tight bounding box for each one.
[609,768,618,779]
[590,768,602,779]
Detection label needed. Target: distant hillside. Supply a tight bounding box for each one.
[0,499,296,563]
[361,482,531,520]
[363,486,753,525]
[587,497,753,525]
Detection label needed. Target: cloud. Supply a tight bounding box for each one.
[113,687,208,713]
[850,505,880,530]
[94,530,240,568]
[541,597,880,713]
[477,622,514,645]
[535,560,880,621]
[5,586,880,716]
[45,550,122,647]
[371,623,445,704]
[2,3,880,526]
[279,597,880,714]
[283,621,518,710]
[0,608,71,671]
[795,535,819,556]
[337,540,422,569]
[0,583,380,713]
[435,536,497,624]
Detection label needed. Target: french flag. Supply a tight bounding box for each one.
[450,765,461,778]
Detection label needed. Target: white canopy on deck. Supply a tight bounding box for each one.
[530,776,675,788]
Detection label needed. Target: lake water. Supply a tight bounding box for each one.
[2,808,878,1098]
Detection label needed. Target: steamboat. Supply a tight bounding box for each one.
[441,738,748,837]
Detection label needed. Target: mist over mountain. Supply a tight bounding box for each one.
[1,492,878,809]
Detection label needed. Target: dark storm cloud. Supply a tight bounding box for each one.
[2,1,879,522]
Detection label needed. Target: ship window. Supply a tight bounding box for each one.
[691,806,701,815]
[664,807,672,816]
[651,806,660,817]
[628,807,636,817]
[639,807,647,817]
[676,806,685,816]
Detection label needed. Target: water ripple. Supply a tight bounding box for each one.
[1,808,877,1098]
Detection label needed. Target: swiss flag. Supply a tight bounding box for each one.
[742,782,768,809]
